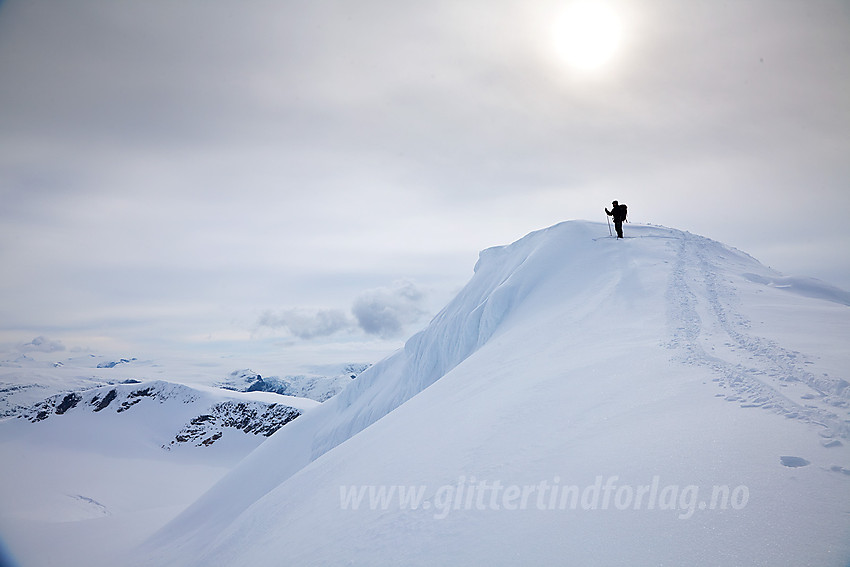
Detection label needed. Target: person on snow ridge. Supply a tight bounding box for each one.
[605,200,628,239]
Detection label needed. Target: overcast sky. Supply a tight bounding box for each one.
[1,0,848,371]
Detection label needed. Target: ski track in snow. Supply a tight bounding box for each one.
[67,494,110,519]
[666,232,850,440]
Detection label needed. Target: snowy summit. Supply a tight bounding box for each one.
[127,220,850,567]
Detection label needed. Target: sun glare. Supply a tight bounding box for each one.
[553,2,623,71]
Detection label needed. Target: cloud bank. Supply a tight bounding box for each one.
[257,308,353,340]
[258,280,428,340]
[352,280,428,338]
[18,336,66,353]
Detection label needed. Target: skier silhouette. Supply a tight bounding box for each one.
[605,200,628,238]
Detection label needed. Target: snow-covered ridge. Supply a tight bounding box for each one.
[18,379,317,449]
[22,380,199,422]
[309,220,604,457]
[141,220,850,567]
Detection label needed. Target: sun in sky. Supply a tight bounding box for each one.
[552,1,624,71]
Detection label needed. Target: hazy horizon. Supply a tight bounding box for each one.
[1,0,848,368]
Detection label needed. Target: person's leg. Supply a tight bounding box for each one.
[615,221,623,238]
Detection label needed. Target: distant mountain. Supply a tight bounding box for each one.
[95,357,138,369]
[20,380,311,449]
[0,350,367,421]
[0,353,145,417]
[217,364,371,402]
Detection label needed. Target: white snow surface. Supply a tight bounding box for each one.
[135,221,850,567]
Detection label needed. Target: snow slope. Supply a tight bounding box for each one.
[139,221,850,566]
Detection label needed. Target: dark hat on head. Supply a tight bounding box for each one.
[612,200,618,205]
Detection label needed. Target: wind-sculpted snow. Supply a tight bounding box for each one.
[310,221,612,457]
[741,272,850,306]
[131,221,850,567]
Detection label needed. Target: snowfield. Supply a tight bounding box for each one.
[2,220,849,566]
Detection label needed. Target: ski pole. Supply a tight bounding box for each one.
[605,210,612,236]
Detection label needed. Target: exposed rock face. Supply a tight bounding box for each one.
[19,380,305,448]
[164,401,302,449]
